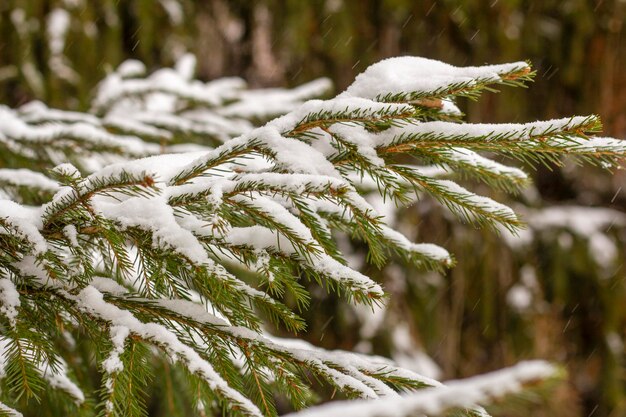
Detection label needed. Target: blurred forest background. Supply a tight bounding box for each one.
[1,1,625,416]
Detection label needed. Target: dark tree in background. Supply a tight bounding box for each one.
[0,1,625,416]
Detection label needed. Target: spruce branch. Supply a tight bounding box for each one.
[283,361,561,417]
[1,54,625,417]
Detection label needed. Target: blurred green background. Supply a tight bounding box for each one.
[1,1,625,416]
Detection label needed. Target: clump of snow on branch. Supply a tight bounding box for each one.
[284,361,557,417]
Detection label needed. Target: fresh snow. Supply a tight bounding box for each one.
[0,168,60,192]
[502,206,626,268]
[370,116,594,147]
[218,78,333,119]
[435,179,518,223]
[284,361,556,417]
[41,357,85,404]
[0,402,22,417]
[92,195,212,266]
[268,98,414,134]
[0,200,47,254]
[2,53,624,416]
[46,8,70,55]
[507,284,533,312]
[0,106,155,157]
[0,338,84,405]
[380,225,452,265]
[256,126,342,177]
[445,148,527,181]
[341,56,528,99]
[102,325,130,375]
[0,279,20,327]
[73,285,263,416]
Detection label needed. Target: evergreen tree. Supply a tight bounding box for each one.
[0,54,623,417]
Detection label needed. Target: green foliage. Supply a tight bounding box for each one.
[0,53,622,417]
